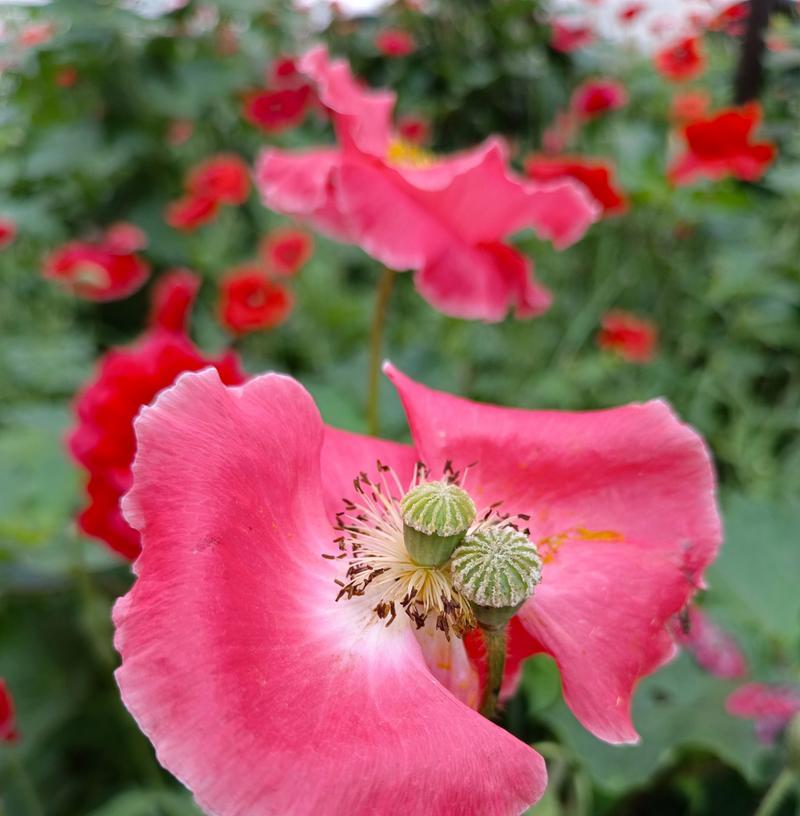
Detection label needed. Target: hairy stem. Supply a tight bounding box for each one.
[754,768,797,816]
[366,267,396,436]
[479,624,507,720]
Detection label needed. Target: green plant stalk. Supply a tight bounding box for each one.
[7,750,45,816]
[754,768,797,816]
[479,624,507,720]
[366,267,396,436]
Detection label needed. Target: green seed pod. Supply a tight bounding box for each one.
[451,526,543,628]
[400,480,477,567]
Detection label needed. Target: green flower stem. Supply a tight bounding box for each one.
[366,267,396,436]
[754,768,797,816]
[7,750,45,816]
[479,624,507,720]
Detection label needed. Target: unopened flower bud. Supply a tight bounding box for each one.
[401,480,476,567]
[451,526,542,628]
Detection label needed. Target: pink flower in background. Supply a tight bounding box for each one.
[671,607,747,679]
[654,37,706,82]
[0,679,19,743]
[727,684,800,744]
[18,21,55,49]
[68,271,244,560]
[113,363,719,814]
[242,54,315,134]
[375,28,417,57]
[219,265,294,334]
[669,103,776,185]
[43,227,150,302]
[542,110,579,154]
[525,155,628,217]
[598,310,658,363]
[0,217,17,250]
[103,222,148,254]
[256,47,597,322]
[259,227,314,277]
[570,79,628,121]
[550,19,595,52]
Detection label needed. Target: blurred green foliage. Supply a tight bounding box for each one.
[1,1,800,814]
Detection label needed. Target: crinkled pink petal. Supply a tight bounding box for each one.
[385,363,721,743]
[115,368,546,816]
[415,240,552,322]
[299,46,394,156]
[255,147,353,241]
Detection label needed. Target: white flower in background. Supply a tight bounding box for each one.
[547,0,744,52]
[119,0,189,19]
[294,0,396,28]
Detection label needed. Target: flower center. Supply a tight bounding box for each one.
[326,461,543,640]
[386,138,435,168]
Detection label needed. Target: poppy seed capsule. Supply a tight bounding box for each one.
[451,526,543,628]
[400,481,476,567]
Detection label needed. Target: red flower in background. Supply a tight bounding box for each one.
[671,89,710,124]
[243,86,314,134]
[375,29,416,57]
[618,3,645,23]
[165,153,250,231]
[242,55,315,134]
[550,19,595,52]
[669,103,776,185]
[671,607,748,679]
[0,679,19,743]
[68,271,244,560]
[257,47,597,322]
[165,195,219,231]
[166,119,194,146]
[43,226,150,302]
[187,154,250,206]
[571,79,628,121]
[219,266,293,334]
[727,684,800,744]
[0,217,17,250]
[396,114,430,145]
[259,227,314,277]
[655,37,706,82]
[55,66,78,87]
[598,310,657,363]
[525,155,628,217]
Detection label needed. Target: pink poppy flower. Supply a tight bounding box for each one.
[259,227,314,277]
[0,679,19,743]
[0,217,17,250]
[219,265,294,334]
[43,238,150,302]
[598,310,658,363]
[671,607,747,679]
[550,19,595,52]
[654,37,706,82]
[375,28,417,57]
[570,79,629,121]
[256,47,597,322]
[114,363,720,813]
[668,103,777,186]
[68,271,244,560]
[104,222,148,254]
[242,85,315,134]
[727,684,800,744]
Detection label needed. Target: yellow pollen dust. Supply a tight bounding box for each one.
[386,138,435,168]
